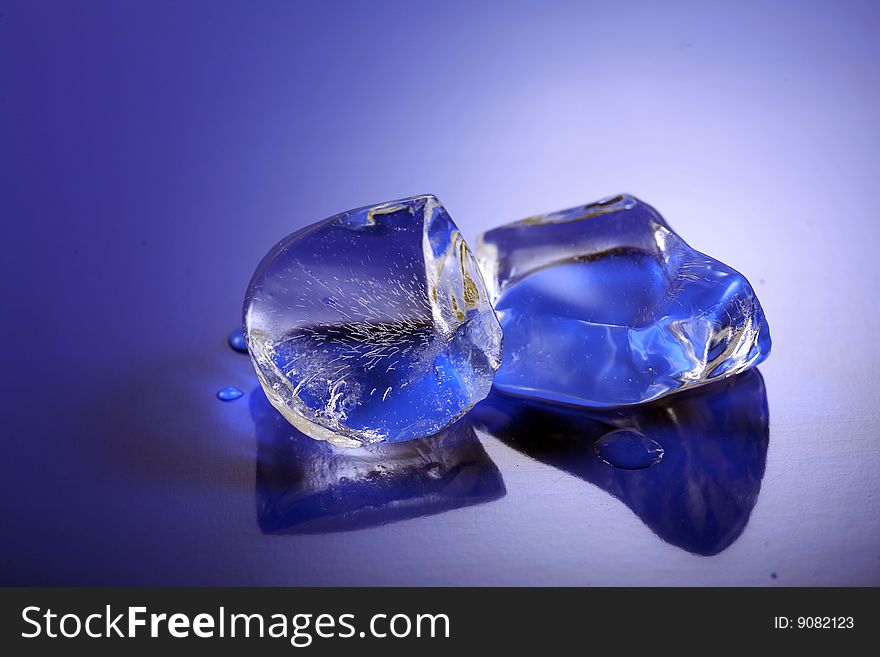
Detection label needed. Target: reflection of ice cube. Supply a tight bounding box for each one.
[469,369,769,555]
[250,388,505,534]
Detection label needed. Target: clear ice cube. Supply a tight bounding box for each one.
[477,194,771,407]
[244,195,502,446]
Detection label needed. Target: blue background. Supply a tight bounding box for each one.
[2,0,878,585]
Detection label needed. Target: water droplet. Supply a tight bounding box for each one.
[217,386,243,401]
[593,429,664,469]
[228,328,248,353]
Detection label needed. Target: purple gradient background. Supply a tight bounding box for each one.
[2,0,879,585]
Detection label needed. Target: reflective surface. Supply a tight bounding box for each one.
[469,370,769,556]
[253,388,505,534]
[477,195,771,406]
[2,1,879,585]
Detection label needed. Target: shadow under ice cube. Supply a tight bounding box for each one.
[251,388,506,534]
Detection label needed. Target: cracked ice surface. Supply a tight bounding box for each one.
[244,195,502,446]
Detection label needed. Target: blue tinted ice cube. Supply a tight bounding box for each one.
[477,195,770,407]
